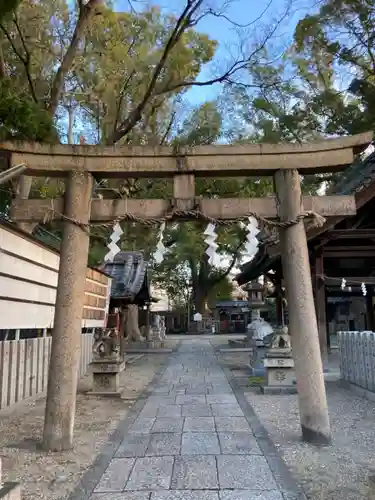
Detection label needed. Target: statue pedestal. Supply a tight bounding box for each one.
[260,349,297,395]
[0,458,21,500]
[87,356,125,398]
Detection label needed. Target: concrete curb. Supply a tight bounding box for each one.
[339,379,375,402]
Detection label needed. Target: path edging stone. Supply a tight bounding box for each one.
[67,346,178,500]
[221,363,308,500]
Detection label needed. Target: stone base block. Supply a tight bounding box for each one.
[122,340,146,350]
[0,483,21,500]
[262,353,296,395]
[86,390,123,398]
[260,384,297,395]
[88,360,125,397]
[147,340,164,349]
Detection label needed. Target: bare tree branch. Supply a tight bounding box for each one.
[209,238,245,287]
[106,0,289,144]
[48,0,102,116]
[160,110,176,145]
[12,13,38,102]
[107,0,204,143]
[195,0,273,29]
[0,20,38,102]
[0,41,5,78]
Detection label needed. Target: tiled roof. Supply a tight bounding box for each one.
[330,146,375,195]
[100,251,150,302]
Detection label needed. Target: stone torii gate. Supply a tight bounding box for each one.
[5,131,373,451]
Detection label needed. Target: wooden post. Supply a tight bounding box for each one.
[314,251,328,359]
[145,304,151,341]
[275,272,283,325]
[274,169,331,445]
[43,170,93,451]
[366,287,374,331]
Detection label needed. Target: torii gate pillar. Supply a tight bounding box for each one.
[274,169,331,446]
[43,170,93,451]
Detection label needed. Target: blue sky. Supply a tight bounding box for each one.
[115,0,313,106]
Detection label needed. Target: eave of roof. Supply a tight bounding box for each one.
[236,143,375,285]
[101,251,150,302]
[236,245,278,286]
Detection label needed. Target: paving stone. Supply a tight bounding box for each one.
[129,418,156,434]
[208,387,233,394]
[217,456,277,490]
[90,493,151,500]
[151,417,184,433]
[181,432,220,455]
[176,384,212,390]
[148,395,176,405]
[175,395,207,405]
[206,394,238,405]
[93,458,135,492]
[157,405,182,417]
[115,434,151,457]
[185,388,210,395]
[151,491,219,499]
[219,491,284,500]
[181,404,213,417]
[214,417,251,432]
[183,417,216,432]
[218,432,261,455]
[153,387,172,394]
[171,455,219,490]
[210,404,243,417]
[125,456,174,491]
[86,341,290,500]
[146,433,181,455]
[138,406,159,417]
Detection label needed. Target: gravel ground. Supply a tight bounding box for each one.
[246,382,375,500]
[0,352,171,500]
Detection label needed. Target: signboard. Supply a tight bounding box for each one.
[193,312,202,322]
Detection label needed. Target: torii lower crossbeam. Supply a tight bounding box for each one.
[6,132,372,451]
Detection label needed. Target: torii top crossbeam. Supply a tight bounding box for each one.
[1,132,372,177]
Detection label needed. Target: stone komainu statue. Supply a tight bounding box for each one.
[270,325,291,350]
[92,328,120,358]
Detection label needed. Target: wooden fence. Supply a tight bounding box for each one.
[338,330,375,391]
[0,333,93,410]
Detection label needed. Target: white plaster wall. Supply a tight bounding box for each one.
[0,244,58,287]
[0,226,109,330]
[0,227,59,269]
[0,300,55,329]
[0,275,56,303]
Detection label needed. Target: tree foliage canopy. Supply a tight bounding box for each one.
[1,0,374,311]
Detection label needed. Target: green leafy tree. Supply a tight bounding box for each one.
[150,101,273,314]
[293,0,375,134]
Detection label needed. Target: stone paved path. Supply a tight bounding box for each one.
[88,339,292,500]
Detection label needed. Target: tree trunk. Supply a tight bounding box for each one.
[193,287,208,315]
[124,304,145,342]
